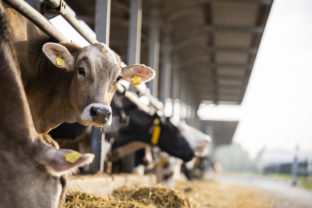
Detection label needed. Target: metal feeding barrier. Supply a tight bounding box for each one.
[4,0,163,115]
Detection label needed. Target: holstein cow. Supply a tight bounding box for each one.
[154,123,212,187]
[0,3,93,207]
[4,4,155,145]
[108,96,195,163]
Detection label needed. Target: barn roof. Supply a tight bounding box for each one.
[66,0,272,105]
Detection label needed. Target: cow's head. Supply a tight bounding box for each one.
[179,123,211,156]
[1,141,93,208]
[42,42,155,127]
[118,106,195,162]
[157,117,195,162]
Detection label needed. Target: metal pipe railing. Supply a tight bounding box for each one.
[4,0,67,42]
[44,0,97,44]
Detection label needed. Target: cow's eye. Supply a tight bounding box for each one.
[116,76,122,82]
[78,67,85,76]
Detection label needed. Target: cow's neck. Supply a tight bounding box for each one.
[115,129,152,148]
[0,8,39,149]
[26,57,77,134]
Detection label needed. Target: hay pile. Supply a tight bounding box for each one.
[63,191,148,208]
[113,185,192,208]
[63,185,192,208]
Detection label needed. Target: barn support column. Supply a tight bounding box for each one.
[147,8,160,97]
[127,0,142,65]
[159,26,172,109]
[123,0,143,172]
[179,70,187,121]
[171,55,180,120]
[95,0,111,44]
[90,0,111,173]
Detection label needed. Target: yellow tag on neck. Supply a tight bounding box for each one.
[154,157,168,169]
[56,55,66,67]
[131,75,142,86]
[64,151,82,163]
[151,118,161,145]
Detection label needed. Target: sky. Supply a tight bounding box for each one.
[199,0,312,157]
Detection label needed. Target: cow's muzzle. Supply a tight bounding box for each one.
[80,103,112,126]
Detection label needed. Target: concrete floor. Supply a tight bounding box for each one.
[215,174,312,208]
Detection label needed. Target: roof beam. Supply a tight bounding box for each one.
[166,0,272,22]
[200,0,273,5]
[205,25,264,33]
[175,45,257,54]
[179,56,252,69]
[174,26,263,50]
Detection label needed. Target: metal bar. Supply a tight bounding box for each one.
[45,0,97,44]
[116,84,156,115]
[91,0,111,173]
[147,8,160,97]
[95,0,111,45]
[159,32,172,103]
[205,25,264,33]
[4,0,67,42]
[127,0,142,65]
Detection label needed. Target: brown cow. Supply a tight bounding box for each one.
[4,5,155,136]
[0,2,93,207]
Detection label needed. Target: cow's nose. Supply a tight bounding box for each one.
[90,106,112,122]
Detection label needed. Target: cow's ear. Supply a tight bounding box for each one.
[121,64,155,85]
[38,148,94,177]
[42,43,74,71]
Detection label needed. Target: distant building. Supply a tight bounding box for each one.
[257,149,312,176]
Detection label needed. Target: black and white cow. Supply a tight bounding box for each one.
[153,123,212,187]
[107,96,195,162]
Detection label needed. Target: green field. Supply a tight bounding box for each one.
[268,174,312,190]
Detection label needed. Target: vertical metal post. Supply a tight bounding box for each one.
[159,27,172,104]
[95,0,111,45]
[124,0,142,172]
[171,55,179,118]
[91,0,111,173]
[127,0,142,65]
[147,8,160,97]
[90,128,102,172]
[291,146,299,186]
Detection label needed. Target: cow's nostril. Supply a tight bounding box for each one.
[106,111,112,118]
[90,107,98,117]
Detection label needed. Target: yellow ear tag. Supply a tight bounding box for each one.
[64,151,82,163]
[56,55,66,67]
[131,75,142,86]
